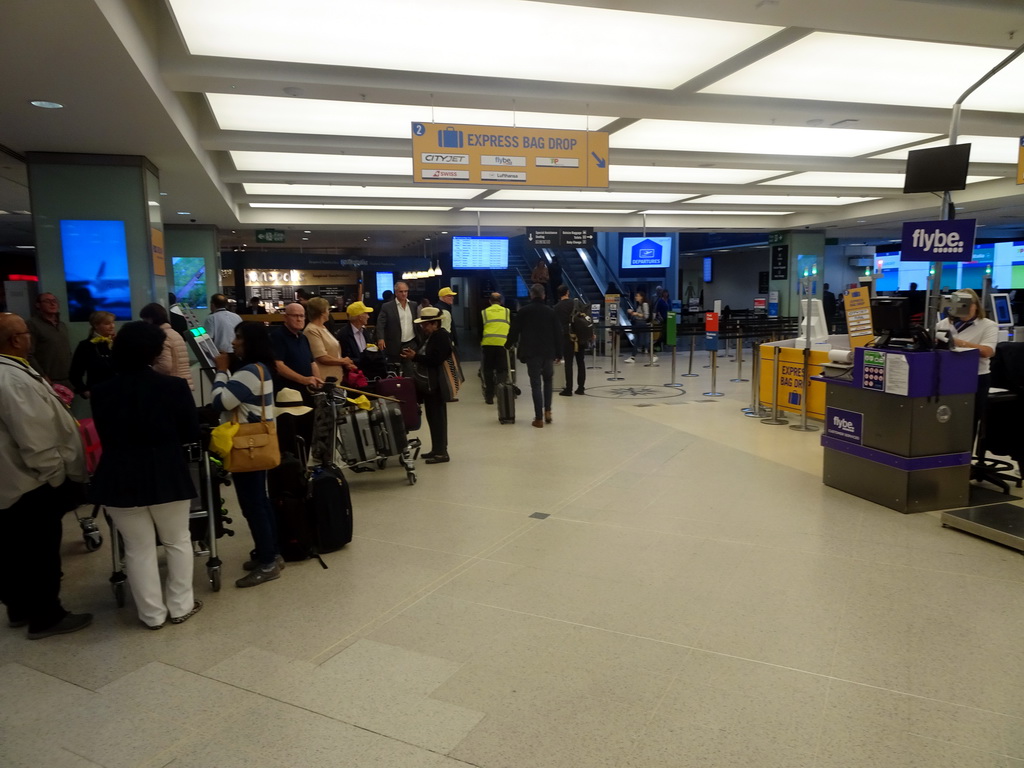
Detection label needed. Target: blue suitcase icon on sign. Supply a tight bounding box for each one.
[438,126,464,148]
[787,391,802,406]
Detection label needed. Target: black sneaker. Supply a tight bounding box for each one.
[242,555,285,572]
[27,612,93,640]
[575,387,585,395]
[425,454,450,464]
[558,390,572,397]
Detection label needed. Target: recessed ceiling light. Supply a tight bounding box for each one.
[160,192,168,196]
[612,119,938,157]
[609,166,784,184]
[176,211,191,215]
[302,237,309,240]
[303,230,311,233]
[30,100,63,109]
[15,245,35,249]
[243,183,481,200]
[171,0,780,89]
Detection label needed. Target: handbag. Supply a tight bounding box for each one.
[439,348,463,403]
[413,362,433,395]
[225,364,280,473]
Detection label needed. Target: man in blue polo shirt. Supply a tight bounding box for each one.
[271,303,323,394]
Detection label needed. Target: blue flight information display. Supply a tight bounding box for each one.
[452,236,509,269]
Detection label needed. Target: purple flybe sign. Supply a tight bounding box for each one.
[901,219,976,262]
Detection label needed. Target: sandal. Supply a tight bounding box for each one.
[169,601,203,625]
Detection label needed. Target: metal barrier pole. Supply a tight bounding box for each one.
[607,330,624,381]
[730,332,748,382]
[644,326,659,367]
[682,332,698,377]
[665,345,684,389]
[703,350,724,397]
[760,346,789,425]
[743,342,766,417]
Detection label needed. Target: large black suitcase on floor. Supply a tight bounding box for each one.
[267,438,319,562]
[307,464,352,552]
[497,348,516,425]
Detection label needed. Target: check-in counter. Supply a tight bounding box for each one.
[819,347,978,513]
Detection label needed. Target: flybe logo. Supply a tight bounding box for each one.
[826,407,862,443]
[901,219,976,262]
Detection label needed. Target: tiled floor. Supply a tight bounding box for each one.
[3,349,1024,767]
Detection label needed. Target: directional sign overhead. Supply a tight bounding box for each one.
[527,227,595,248]
[412,122,609,188]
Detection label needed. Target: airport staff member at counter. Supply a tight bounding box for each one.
[936,288,997,435]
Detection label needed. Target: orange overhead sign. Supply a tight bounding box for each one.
[411,122,609,188]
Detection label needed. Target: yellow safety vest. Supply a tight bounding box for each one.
[481,304,511,346]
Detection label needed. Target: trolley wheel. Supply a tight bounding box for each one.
[113,581,126,608]
[209,567,221,592]
[407,471,416,485]
[84,531,103,551]
[377,457,387,469]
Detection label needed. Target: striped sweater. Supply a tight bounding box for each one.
[212,363,275,424]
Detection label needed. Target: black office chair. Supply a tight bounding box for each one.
[971,342,1024,492]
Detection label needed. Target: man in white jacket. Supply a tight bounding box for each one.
[0,313,93,639]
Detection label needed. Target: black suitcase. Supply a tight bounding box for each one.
[267,439,318,562]
[497,348,516,425]
[369,400,408,456]
[307,465,353,552]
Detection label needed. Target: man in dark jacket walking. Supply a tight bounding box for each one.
[507,284,562,428]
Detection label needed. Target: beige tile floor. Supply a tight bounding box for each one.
[3,348,1024,767]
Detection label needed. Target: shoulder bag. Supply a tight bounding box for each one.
[226,363,280,473]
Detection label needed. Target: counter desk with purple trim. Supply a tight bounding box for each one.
[814,346,979,513]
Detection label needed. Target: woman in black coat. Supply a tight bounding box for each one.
[400,307,453,464]
[69,311,117,399]
[91,322,201,630]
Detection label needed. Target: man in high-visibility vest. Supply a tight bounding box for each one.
[480,292,511,404]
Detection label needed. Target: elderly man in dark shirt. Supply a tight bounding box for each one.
[27,293,72,388]
[270,303,324,394]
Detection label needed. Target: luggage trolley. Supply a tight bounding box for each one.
[107,442,233,606]
[311,380,420,485]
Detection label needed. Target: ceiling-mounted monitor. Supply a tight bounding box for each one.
[903,143,971,194]
[452,236,509,269]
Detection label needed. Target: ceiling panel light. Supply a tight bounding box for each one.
[611,119,938,157]
[763,171,1001,187]
[488,190,689,203]
[701,33,1023,112]
[689,195,878,206]
[462,208,636,214]
[30,100,63,109]
[171,0,780,89]
[231,151,413,175]
[209,94,612,138]
[243,183,481,199]
[641,210,793,215]
[248,203,451,211]
[872,135,1019,164]
[609,166,785,184]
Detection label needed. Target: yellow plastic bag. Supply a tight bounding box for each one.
[346,395,372,411]
[209,419,239,461]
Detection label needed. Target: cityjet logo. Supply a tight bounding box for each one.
[908,227,966,255]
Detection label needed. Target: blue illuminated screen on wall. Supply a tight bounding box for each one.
[452,237,509,269]
[703,256,713,283]
[875,241,1024,291]
[60,219,132,321]
[377,271,395,300]
[621,236,672,269]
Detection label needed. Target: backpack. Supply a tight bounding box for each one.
[569,299,595,347]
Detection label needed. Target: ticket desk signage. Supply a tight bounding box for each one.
[819,347,978,513]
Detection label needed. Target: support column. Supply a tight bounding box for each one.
[768,230,826,317]
[28,152,166,341]
[164,224,220,314]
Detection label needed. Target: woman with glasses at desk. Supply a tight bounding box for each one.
[936,288,998,436]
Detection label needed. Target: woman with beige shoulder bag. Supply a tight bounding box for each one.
[212,322,283,588]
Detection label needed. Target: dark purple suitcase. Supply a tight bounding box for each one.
[374,377,421,431]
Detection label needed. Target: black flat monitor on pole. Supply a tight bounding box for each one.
[903,143,971,194]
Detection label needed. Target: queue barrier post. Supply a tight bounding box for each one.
[760,345,789,425]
